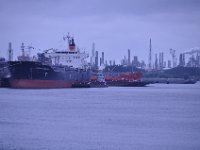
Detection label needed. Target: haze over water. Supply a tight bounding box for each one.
[0,83,200,150]
[1,0,200,63]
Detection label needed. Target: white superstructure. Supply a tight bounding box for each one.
[43,34,89,69]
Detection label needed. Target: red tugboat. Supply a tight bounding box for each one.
[105,72,149,87]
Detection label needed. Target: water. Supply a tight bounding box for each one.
[0,83,200,150]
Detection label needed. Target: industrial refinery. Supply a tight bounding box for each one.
[88,39,200,70]
[1,38,200,71]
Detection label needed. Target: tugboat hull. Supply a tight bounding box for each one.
[106,80,148,87]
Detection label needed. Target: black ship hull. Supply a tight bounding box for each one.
[2,61,90,88]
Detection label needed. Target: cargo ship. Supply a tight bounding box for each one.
[2,34,90,88]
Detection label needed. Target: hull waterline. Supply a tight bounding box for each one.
[9,79,75,89]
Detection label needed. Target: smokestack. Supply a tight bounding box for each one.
[91,43,96,66]
[95,51,98,67]
[100,58,102,66]
[128,49,130,65]
[148,38,152,70]
[155,53,158,70]
[159,52,164,69]
[102,52,104,65]
[92,43,95,57]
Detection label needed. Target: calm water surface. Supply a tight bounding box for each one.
[0,83,200,150]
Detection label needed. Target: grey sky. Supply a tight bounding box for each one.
[0,0,200,63]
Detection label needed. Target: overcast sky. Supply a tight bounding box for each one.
[0,0,200,64]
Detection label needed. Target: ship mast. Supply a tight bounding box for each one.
[63,33,76,51]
